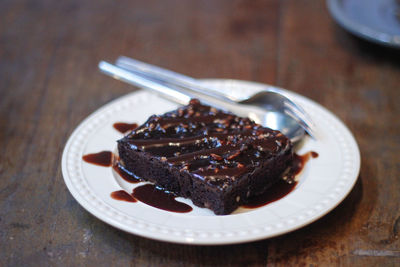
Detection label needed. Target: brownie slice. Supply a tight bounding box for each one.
[118,99,293,215]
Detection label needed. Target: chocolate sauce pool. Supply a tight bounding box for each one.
[132,184,192,213]
[243,179,297,208]
[243,151,319,208]
[291,151,319,176]
[110,185,192,213]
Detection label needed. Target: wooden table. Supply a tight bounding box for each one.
[1,0,399,265]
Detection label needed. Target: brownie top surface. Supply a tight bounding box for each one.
[119,99,292,189]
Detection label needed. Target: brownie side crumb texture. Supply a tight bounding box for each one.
[118,99,293,215]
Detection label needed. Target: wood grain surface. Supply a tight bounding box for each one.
[1,0,399,266]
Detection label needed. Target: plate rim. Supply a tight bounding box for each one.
[327,0,400,49]
[61,79,361,245]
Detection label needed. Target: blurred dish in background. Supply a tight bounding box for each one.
[327,0,400,48]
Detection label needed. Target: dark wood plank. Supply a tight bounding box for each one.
[0,0,399,266]
[270,0,400,266]
[0,0,279,266]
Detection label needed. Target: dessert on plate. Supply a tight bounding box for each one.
[117,99,293,215]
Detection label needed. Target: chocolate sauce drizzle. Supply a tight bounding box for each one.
[111,190,137,202]
[82,151,113,167]
[112,161,142,183]
[111,184,192,213]
[292,151,319,176]
[132,184,192,213]
[113,122,138,134]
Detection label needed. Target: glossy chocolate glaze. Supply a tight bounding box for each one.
[120,99,292,188]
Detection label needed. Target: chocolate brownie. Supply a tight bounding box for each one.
[117,99,293,215]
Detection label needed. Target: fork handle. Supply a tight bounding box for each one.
[116,56,236,104]
[98,61,243,114]
[99,61,193,105]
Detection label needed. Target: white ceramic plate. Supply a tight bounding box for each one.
[61,79,360,245]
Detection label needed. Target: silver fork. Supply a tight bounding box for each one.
[115,56,315,135]
[99,60,316,142]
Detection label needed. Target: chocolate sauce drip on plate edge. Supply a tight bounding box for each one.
[113,162,142,183]
[82,151,113,167]
[132,184,193,213]
[110,190,137,202]
[113,122,138,134]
